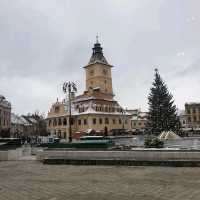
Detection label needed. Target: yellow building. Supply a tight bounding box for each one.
[129,109,148,132]
[185,102,200,130]
[47,39,132,139]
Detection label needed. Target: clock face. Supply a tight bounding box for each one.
[90,70,94,76]
[103,69,107,75]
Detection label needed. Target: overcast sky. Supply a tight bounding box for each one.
[0,0,199,115]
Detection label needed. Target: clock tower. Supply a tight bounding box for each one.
[47,38,132,138]
[84,38,114,98]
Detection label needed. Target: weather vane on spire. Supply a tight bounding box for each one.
[96,34,99,43]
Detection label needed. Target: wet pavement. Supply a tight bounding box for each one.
[0,161,200,200]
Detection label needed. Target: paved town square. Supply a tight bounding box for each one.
[0,1,200,200]
[0,161,200,200]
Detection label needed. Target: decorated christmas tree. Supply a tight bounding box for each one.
[147,69,180,135]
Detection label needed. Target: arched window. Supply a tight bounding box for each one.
[58,130,61,138]
[55,106,60,113]
[48,120,52,126]
[63,118,67,125]
[84,119,87,125]
[70,118,74,125]
[53,119,57,126]
[58,118,62,126]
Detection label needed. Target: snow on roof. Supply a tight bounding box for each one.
[11,114,22,124]
[47,100,132,118]
[28,117,38,123]
[20,117,32,125]
[11,114,31,125]
[78,109,131,116]
[131,116,138,120]
[0,95,11,108]
[177,109,185,116]
[185,102,200,105]
[93,87,100,90]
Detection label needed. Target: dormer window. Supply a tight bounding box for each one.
[55,106,60,113]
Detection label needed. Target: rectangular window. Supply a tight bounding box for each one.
[93,118,96,124]
[84,119,87,125]
[78,119,81,125]
[99,118,102,124]
[63,118,67,125]
[70,118,74,125]
[105,118,109,124]
[112,119,116,124]
[119,119,122,124]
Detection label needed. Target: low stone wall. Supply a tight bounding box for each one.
[31,147,46,155]
[36,149,200,162]
[0,151,8,160]
[0,148,23,161]
[0,147,36,161]
[43,159,200,167]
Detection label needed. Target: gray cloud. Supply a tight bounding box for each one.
[0,0,200,114]
[172,59,200,78]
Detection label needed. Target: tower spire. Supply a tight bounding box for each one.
[88,36,108,65]
[96,35,99,43]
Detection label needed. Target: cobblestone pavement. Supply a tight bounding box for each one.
[0,161,200,200]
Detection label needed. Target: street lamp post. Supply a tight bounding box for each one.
[63,81,77,142]
[121,109,125,130]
